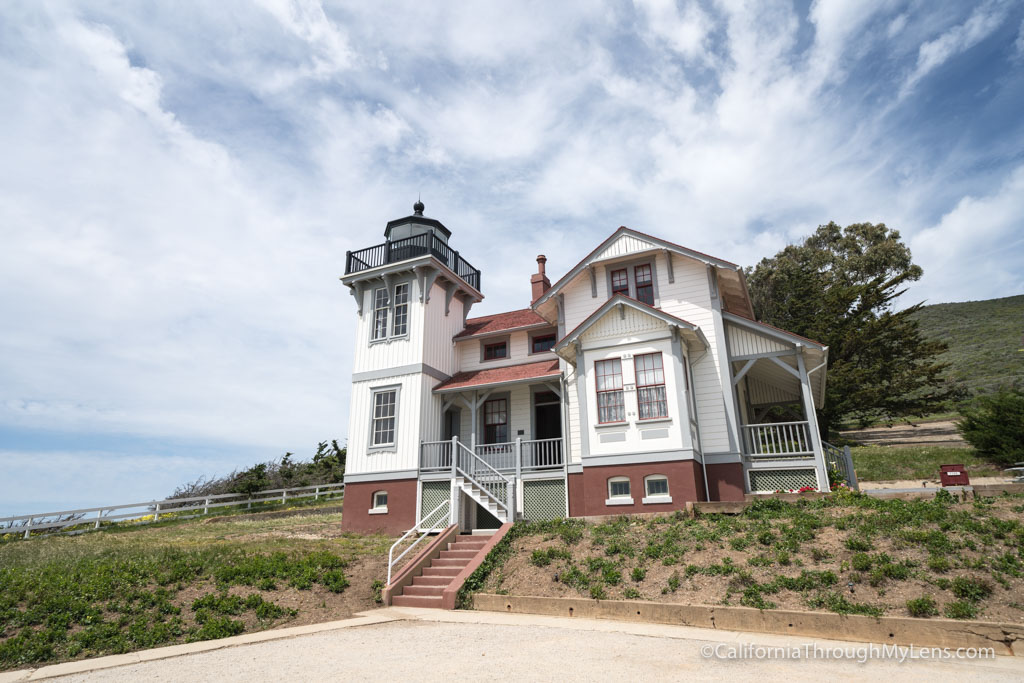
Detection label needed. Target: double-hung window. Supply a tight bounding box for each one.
[483,399,508,443]
[392,283,409,336]
[610,269,629,296]
[483,340,508,360]
[634,264,654,305]
[372,288,389,340]
[635,352,668,420]
[595,359,625,423]
[371,389,397,447]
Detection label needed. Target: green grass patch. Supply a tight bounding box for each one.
[850,446,1003,481]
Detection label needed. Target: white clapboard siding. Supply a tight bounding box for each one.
[565,368,582,464]
[457,329,547,372]
[580,338,684,457]
[345,373,424,475]
[593,233,657,261]
[655,254,732,454]
[421,281,466,376]
[727,323,791,357]
[456,382,534,444]
[351,282,426,374]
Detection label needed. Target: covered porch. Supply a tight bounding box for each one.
[724,314,836,492]
[421,359,567,476]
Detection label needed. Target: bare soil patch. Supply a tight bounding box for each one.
[841,420,967,448]
[479,495,1024,624]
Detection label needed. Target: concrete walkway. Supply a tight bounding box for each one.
[4,608,1022,682]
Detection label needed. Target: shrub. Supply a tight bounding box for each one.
[631,567,646,582]
[845,536,873,552]
[927,555,951,573]
[906,596,939,618]
[667,571,681,593]
[623,587,642,599]
[851,553,872,572]
[589,585,606,600]
[951,576,993,602]
[943,600,978,620]
[957,390,1024,466]
[322,569,349,593]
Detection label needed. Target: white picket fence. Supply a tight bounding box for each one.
[0,482,346,540]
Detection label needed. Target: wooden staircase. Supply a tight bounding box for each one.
[391,535,489,608]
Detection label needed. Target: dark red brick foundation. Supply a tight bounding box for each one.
[567,460,706,517]
[340,477,418,535]
[705,462,746,502]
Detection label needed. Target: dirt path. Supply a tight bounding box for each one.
[840,420,967,448]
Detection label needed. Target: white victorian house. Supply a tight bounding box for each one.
[340,202,854,536]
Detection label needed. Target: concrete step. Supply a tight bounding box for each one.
[422,566,461,577]
[450,544,486,554]
[392,595,443,608]
[402,584,444,597]
[431,557,471,568]
[439,549,479,559]
[412,575,451,587]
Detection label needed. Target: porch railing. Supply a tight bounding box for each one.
[455,440,513,519]
[345,232,481,291]
[822,440,859,490]
[522,438,563,471]
[742,421,814,458]
[387,497,450,585]
[420,437,563,474]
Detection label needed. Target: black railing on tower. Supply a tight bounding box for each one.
[345,232,481,291]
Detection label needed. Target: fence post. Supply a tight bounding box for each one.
[282,489,287,505]
[247,495,252,509]
[204,498,210,515]
[154,503,161,522]
[94,509,102,530]
[315,486,320,501]
[24,518,31,540]
[515,437,523,479]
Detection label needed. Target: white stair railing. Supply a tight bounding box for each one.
[453,438,514,520]
[386,498,451,585]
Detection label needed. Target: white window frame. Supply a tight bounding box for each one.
[391,283,410,337]
[605,258,659,305]
[642,475,672,504]
[369,490,389,514]
[634,352,668,421]
[371,287,389,341]
[606,476,633,506]
[595,358,626,424]
[369,385,400,451]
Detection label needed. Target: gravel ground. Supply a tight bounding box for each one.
[44,612,1024,682]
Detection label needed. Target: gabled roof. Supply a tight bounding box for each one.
[554,294,709,358]
[532,226,741,310]
[722,312,828,350]
[454,308,549,340]
[433,359,561,393]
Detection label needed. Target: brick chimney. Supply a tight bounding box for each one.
[531,255,551,302]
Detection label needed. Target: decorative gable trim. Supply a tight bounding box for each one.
[532,226,741,309]
[553,294,709,362]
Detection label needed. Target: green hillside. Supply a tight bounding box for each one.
[911,294,1024,394]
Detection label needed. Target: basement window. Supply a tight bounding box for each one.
[643,475,672,504]
[606,476,633,506]
[370,491,388,514]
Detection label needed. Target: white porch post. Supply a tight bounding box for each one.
[795,347,829,492]
[450,435,459,525]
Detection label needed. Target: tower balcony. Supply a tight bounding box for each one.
[345,232,481,292]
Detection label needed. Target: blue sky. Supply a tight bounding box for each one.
[1,0,1023,517]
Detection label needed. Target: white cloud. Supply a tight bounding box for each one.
[634,0,714,61]
[900,0,1008,97]
[910,165,1024,304]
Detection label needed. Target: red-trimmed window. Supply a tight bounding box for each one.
[634,352,668,420]
[610,269,629,296]
[483,341,508,360]
[595,358,625,423]
[634,264,654,305]
[531,333,556,353]
[484,399,508,443]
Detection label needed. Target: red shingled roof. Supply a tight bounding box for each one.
[454,308,549,339]
[434,360,561,392]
